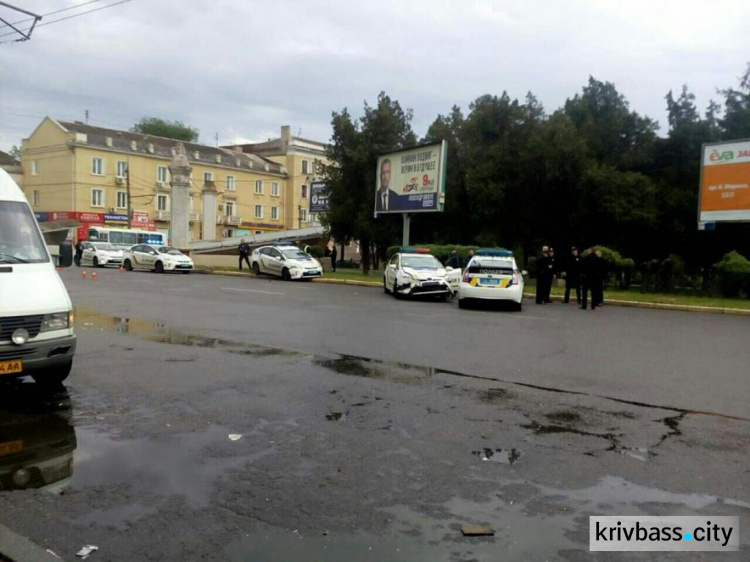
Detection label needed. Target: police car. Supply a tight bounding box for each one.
[80,241,123,268]
[457,248,524,310]
[122,245,194,273]
[383,247,459,299]
[250,243,323,280]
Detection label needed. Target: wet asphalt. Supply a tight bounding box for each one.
[0,267,747,561]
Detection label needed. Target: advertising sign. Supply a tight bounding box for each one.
[699,139,750,224]
[309,181,330,213]
[374,141,447,215]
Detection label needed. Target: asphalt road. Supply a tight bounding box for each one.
[0,267,747,561]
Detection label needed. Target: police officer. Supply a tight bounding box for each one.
[581,249,604,310]
[563,246,581,304]
[535,246,550,304]
[238,238,251,271]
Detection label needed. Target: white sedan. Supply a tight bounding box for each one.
[122,244,194,274]
[80,241,123,268]
[251,244,323,280]
[383,249,458,299]
[457,249,524,310]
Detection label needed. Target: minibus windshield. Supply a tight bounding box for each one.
[0,202,49,264]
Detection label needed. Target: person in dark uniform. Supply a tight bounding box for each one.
[581,248,604,310]
[330,245,338,272]
[74,241,84,267]
[238,239,251,271]
[535,246,550,304]
[445,250,461,269]
[545,247,557,303]
[563,246,581,304]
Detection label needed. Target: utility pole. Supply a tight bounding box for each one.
[126,162,132,229]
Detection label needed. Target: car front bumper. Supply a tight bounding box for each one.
[290,268,322,279]
[458,283,524,303]
[396,279,452,296]
[0,335,76,379]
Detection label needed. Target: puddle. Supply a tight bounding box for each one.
[472,448,522,465]
[477,388,513,403]
[325,412,346,421]
[72,503,158,530]
[544,411,580,423]
[313,355,434,384]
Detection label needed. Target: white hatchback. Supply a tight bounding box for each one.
[122,245,194,274]
[250,244,323,280]
[457,249,524,310]
[80,241,123,268]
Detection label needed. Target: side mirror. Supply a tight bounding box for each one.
[445,266,454,272]
[58,243,73,268]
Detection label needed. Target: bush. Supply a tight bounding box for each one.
[307,245,325,258]
[713,251,750,298]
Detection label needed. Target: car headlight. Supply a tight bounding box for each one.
[40,311,71,332]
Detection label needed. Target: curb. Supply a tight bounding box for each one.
[194,269,750,317]
[0,522,62,562]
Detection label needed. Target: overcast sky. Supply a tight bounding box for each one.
[1,0,748,153]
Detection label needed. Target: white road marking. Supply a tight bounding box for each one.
[222,287,285,296]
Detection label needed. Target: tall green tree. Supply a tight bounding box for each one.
[720,63,750,139]
[131,117,199,142]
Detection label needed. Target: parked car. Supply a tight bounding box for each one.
[122,245,194,273]
[383,247,458,299]
[80,241,123,268]
[250,243,323,280]
[457,248,524,310]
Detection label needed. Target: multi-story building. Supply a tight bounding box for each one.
[224,125,330,229]
[21,117,292,242]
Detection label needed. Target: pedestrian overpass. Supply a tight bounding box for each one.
[189,226,327,255]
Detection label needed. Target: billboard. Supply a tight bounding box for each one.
[374,141,447,215]
[699,139,750,224]
[309,181,330,213]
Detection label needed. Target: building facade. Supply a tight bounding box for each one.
[21,118,295,243]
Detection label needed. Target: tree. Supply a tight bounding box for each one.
[131,117,199,142]
[8,145,21,161]
[719,63,750,139]
[322,92,416,273]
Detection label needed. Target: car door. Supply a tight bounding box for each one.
[268,248,285,275]
[385,255,399,288]
[258,248,272,274]
[129,245,144,269]
[81,242,95,265]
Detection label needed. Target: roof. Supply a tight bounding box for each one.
[0,150,19,166]
[56,120,286,176]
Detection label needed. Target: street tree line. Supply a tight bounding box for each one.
[321,65,750,273]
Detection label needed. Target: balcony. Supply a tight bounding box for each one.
[223,215,242,225]
[189,213,200,223]
[155,210,171,221]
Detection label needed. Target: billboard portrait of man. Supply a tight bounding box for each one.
[375,158,398,212]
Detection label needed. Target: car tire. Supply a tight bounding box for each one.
[383,278,390,294]
[155,261,165,274]
[93,256,100,268]
[391,280,400,299]
[282,267,291,281]
[252,262,261,276]
[124,259,133,271]
[32,360,72,387]
[181,271,190,274]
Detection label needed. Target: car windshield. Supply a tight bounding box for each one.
[93,243,118,251]
[0,201,49,264]
[157,246,183,256]
[280,248,309,259]
[401,255,441,270]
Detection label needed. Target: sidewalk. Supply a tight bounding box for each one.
[195,269,750,316]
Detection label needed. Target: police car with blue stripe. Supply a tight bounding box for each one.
[457,248,525,310]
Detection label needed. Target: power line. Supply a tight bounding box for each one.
[2,0,106,27]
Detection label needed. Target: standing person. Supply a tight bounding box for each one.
[535,246,550,304]
[74,240,84,267]
[594,249,606,307]
[563,246,581,304]
[445,249,461,269]
[330,244,338,272]
[545,247,557,303]
[463,249,475,268]
[581,248,604,310]
[238,238,251,271]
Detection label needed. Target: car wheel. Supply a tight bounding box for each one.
[383,277,390,294]
[92,256,100,268]
[282,267,291,281]
[124,259,133,271]
[252,262,261,276]
[155,261,165,274]
[181,271,190,274]
[32,360,72,387]
[391,280,400,298]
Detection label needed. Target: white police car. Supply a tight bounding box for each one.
[383,247,458,299]
[122,245,194,273]
[250,243,323,280]
[80,241,123,268]
[457,248,524,310]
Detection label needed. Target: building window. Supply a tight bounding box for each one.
[204,171,213,182]
[157,166,168,183]
[254,205,263,219]
[302,160,309,174]
[116,160,127,178]
[300,209,308,222]
[91,189,104,207]
[116,191,128,209]
[255,180,263,194]
[301,184,307,198]
[92,157,104,176]
[225,201,235,216]
[157,194,168,211]
[271,182,279,196]
[33,190,40,205]
[271,206,279,220]
[226,175,235,191]
[31,161,38,175]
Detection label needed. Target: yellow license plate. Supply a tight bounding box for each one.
[0,440,23,456]
[0,360,23,375]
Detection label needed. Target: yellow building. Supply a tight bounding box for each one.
[224,125,330,229]
[21,117,293,242]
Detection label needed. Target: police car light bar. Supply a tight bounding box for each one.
[476,248,513,257]
[399,246,432,254]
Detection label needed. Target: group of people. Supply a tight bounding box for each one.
[536,246,606,310]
